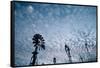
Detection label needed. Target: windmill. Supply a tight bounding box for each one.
[53,57,56,64]
[30,34,45,65]
[65,43,72,63]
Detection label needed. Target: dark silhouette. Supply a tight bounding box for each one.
[85,41,90,55]
[30,34,45,66]
[79,54,83,62]
[42,63,44,65]
[65,44,72,63]
[77,30,92,57]
[53,57,56,64]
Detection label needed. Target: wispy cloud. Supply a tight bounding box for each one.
[14,2,97,66]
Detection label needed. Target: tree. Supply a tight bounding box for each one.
[30,34,45,66]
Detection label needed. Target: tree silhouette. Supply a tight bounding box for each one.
[65,44,72,63]
[30,34,45,66]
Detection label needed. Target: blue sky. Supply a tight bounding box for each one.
[14,2,97,66]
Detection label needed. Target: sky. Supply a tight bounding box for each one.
[13,1,97,66]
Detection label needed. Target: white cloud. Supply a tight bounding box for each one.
[27,5,34,13]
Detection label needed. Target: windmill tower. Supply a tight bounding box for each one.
[30,34,45,66]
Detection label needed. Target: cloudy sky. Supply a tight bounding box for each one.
[13,1,97,66]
